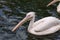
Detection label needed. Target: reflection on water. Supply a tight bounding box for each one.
[0,0,60,40]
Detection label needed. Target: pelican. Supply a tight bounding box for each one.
[47,0,60,13]
[12,12,60,35]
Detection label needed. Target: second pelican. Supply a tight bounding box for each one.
[47,0,60,13]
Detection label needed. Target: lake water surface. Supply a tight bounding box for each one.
[0,0,60,40]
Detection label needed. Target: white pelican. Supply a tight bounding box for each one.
[12,12,60,35]
[47,0,60,13]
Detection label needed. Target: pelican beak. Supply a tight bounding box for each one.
[12,16,31,32]
[47,0,58,7]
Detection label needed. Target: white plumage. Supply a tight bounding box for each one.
[12,12,60,35]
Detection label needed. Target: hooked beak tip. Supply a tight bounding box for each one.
[47,0,58,7]
[46,3,52,7]
[12,29,15,32]
[47,5,49,7]
[12,28,16,32]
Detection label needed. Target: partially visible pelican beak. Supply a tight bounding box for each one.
[47,0,58,7]
[12,16,31,32]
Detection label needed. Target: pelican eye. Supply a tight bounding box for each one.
[28,15,31,17]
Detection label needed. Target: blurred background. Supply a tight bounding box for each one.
[0,0,60,40]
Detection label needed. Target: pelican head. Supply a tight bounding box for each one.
[12,12,35,31]
[47,0,60,7]
[26,12,35,19]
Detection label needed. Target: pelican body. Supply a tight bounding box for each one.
[12,12,60,35]
[47,0,60,13]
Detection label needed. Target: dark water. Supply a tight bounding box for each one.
[0,0,60,40]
